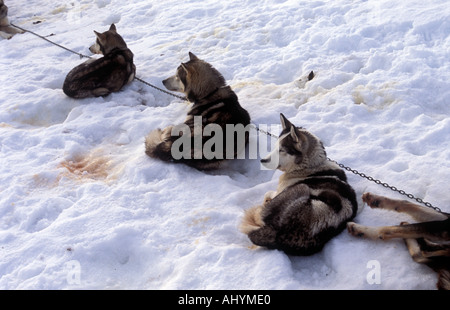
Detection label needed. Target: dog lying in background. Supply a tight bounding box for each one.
[347,192,450,290]
[63,23,136,99]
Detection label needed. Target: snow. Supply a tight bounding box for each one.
[1,0,449,290]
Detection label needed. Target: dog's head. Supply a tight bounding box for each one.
[89,23,127,55]
[162,52,226,102]
[0,1,8,20]
[261,113,327,172]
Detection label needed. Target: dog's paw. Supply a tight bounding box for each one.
[263,197,272,204]
[263,190,276,204]
[362,192,382,208]
[347,222,366,237]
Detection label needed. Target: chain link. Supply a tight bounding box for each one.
[250,124,278,139]
[134,77,186,100]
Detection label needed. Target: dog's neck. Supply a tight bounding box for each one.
[201,87,220,101]
[189,86,229,104]
[276,159,341,194]
[105,46,133,58]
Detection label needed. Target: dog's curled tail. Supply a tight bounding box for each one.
[145,128,173,161]
[240,205,265,234]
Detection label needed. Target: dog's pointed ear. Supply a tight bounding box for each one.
[290,126,300,143]
[280,113,292,130]
[94,30,106,43]
[109,23,117,32]
[188,52,199,61]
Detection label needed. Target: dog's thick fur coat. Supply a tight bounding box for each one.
[241,114,358,255]
[145,52,251,170]
[63,24,136,99]
[348,192,450,290]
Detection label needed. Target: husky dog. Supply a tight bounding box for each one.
[0,1,24,39]
[145,52,251,170]
[63,23,136,99]
[240,114,358,255]
[348,192,450,290]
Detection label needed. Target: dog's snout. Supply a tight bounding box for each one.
[260,158,269,163]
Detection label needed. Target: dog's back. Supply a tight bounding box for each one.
[63,48,135,98]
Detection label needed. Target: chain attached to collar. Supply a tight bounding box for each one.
[251,124,439,212]
[11,22,187,101]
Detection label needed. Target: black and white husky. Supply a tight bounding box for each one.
[241,113,358,255]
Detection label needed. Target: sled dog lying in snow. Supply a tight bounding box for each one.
[0,0,24,39]
[347,192,450,290]
[241,113,358,255]
[63,23,136,98]
[145,52,251,170]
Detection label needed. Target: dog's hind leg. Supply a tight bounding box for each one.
[404,237,432,264]
[404,236,450,290]
[404,237,450,263]
[404,228,450,262]
[347,220,448,242]
[362,192,447,222]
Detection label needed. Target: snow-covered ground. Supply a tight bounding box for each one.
[0,0,449,290]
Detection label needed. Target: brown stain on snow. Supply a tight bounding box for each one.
[59,148,118,182]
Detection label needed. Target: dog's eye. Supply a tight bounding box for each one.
[279,149,286,153]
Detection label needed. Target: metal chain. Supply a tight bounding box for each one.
[11,22,93,59]
[327,158,441,212]
[134,77,186,100]
[11,22,186,101]
[12,23,440,213]
[250,124,278,139]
